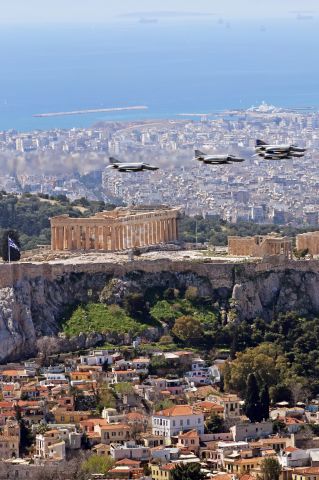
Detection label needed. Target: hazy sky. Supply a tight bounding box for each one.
[0,0,318,24]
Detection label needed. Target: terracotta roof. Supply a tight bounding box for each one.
[156,405,201,417]
[178,429,199,438]
[293,467,319,474]
[116,458,141,466]
[125,412,145,420]
[213,475,234,480]
[239,475,255,480]
[98,423,130,430]
[285,446,299,452]
[161,464,175,471]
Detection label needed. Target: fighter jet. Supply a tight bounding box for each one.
[195,150,245,165]
[107,157,159,172]
[257,151,305,160]
[255,139,306,159]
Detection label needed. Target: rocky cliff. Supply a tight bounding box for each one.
[1,257,319,362]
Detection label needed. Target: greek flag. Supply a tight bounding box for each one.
[8,237,20,252]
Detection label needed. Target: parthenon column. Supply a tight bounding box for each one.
[57,227,63,250]
[156,221,160,244]
[119,225,124,250]
[51,227,56,250]
[111,225,116,251]
[172,218,177,240]
[85,226,91,250]
[167,219,172,241]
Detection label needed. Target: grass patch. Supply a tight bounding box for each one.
[63,304,147,337]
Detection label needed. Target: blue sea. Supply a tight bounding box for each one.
[0,18,319,131]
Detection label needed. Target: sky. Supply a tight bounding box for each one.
[0,0,318,24]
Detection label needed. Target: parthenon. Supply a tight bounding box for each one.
[50,205,181,252]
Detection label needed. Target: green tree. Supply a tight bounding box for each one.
[171,463,206,480]
[114,382,134,396]
[260,457,281,480]
[1,229,21,261]
[205,413,226,433]
[124,293,148,320]
[97,383,116,409]
[260,384,270,420]
[172,316,204,344]
[14,406,34,456]
[81,454,114,476]
[245,373,262,423]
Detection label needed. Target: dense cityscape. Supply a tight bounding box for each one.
[1,103,319,226]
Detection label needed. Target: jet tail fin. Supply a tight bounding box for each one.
[256,139,268,146]
[195,149,205,157]
[109,156,121,164]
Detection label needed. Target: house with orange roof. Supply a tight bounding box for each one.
[124,412,149,431]
[152,404,204,438]
[151,463,175,480]
[1,383,20,400]
[177,429,200,454]
[52,408,91,424]
[224,455,263,476]
[292,466,319,480]
[94,423,130,445]
[195,400,224,418]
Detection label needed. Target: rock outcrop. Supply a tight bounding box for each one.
[1,258,319,362]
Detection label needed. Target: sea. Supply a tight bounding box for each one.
[0,17,319,132]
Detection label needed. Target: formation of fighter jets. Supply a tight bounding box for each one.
[254,139,307,160]
[107,139,307,173]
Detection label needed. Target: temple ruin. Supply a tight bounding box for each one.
[50,205,181,252]
[228,235,292,258]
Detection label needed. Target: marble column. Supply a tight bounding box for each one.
[172,218,177,240]
[51,227,56,250]
[111,225,116,251]
[85,226,91,250]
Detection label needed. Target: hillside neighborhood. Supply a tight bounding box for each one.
[0,343,319,480]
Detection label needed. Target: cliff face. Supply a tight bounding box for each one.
[1,259,319,362]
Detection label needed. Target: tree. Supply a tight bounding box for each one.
[171,463,206,480]
[226,343,290,397]
[172,316,204,345]
[245,373,262,423]
[81,454,114,477]
[1,229,21,261]
[14,405,34,456]
[124,293,148,320]
[260,384,270,420]
[97,382,116,410]
[205,413,226,433]
[260,457,281,480]
[184,286,199,302]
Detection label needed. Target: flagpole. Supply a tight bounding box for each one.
[8,236,10,264]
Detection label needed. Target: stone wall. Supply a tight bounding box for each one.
[296,231,319,255]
